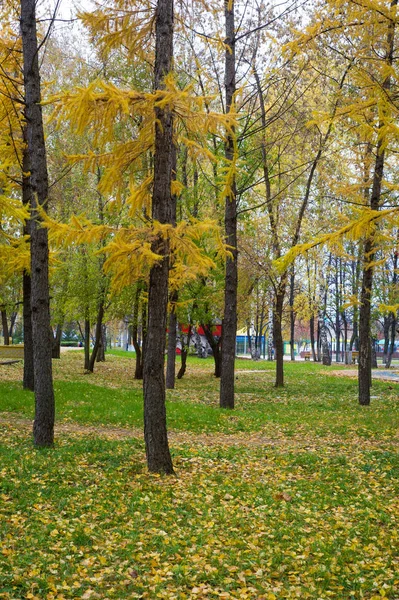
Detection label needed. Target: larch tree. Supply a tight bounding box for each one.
[220,0,238,409]
[288,0,399,404]
[142,0,175,473]
[20,0,55,446]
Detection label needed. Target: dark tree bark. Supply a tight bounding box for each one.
[289,267,295,361]
[371,339,378,369]
[166,147,178,390]
[23,272,34,390]
[88,172,107,371]
[21,128,34,390]
[202,323,222,377]
[21,0,55,446]
[273,286,286,387]
[88,303,105,372]
[321,325,332,366]
[385,247,398,367]
[52,323,62,359]
[310,314,317,362]
[84,317,90,371]
[143,0,174,474]
[219,0,237,409]
[166,295,177,389]
[177,323,191,379]
[132,285,145,379]
[1,311,9,345]
[383,315,390,362]
[359,2,396,405]
[96,325,106,362]
[335,259,341,363]
[9,312,17,339]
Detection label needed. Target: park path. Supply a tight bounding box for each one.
[330,368,399,382]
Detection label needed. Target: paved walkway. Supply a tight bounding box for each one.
[372,369,399,382]
[331,368,399,383]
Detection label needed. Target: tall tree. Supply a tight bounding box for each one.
[358,0,397,405]
[142,0,174,473]
[220,0,237,409]
[21,0,55,446]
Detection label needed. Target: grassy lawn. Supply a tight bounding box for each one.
[0,353,398,599]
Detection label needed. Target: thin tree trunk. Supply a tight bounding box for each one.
[166,147,177,390]
[21,0,54,446]
[132,286,143,379]
[22,127,34,390]
[383,315,390,362]
[202,323,222,377]
[371,339,378,369]
[84,317,90,371]
[1,311,9,345]
[88,304,105,372]
[274,288,285,387]
[289,268,295,361]
[9,312,17,339]
[386,248,398,367]
[386,315,397,367]
[52,323,63,359]
[23,272,34,390]
[143,0,174,474]
[220,0,237,410]
[359,1,396,405]
[166,294,177,389]
[96,325,106,362]
[177,323,191,379]
[310,315,317,361]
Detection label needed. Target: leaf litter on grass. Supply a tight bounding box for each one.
[1,355,399,598]
[1,425,399,599]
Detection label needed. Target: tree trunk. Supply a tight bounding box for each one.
[289,268,296,361]
[1,311,9,345]
[386,314,397,367]
[9,312,17,339]
[88,303,105,372]
[143,0,174,474]
[52,323,62,359]
[383,315,390,363]
[320,325,332,366]
[23,272,34,390]
[21,0,54,446]
[358,1,396,405]
[274,283,286,387]
[166,147,177,390]
[132,288,145,379]
[316,319,321,362]
[371,339,378,369]
[96,325,106,362]
[386,249,398,367]
[219,0,237,410]
[166,297,177,389]
[84,317,90,371]
[22,128,34,390]
[177,323,191,379]
[343,312,348,364]
[202,324,222,377]
[310,315,317,361]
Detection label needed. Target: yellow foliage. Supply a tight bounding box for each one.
[41,209,227,293]
[275,207,399,272]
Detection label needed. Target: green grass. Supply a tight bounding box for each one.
[0,358,398,438]
[0,356,399,599]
